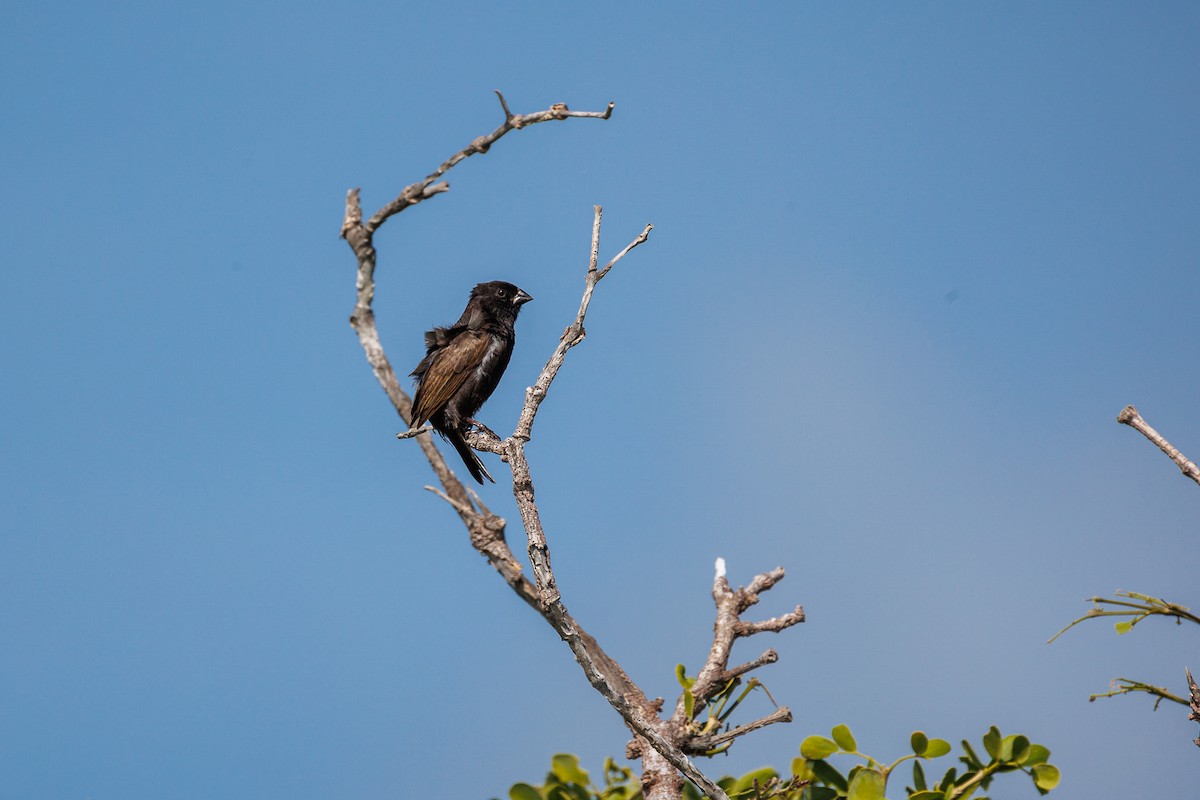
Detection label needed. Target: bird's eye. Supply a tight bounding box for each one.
[497,288,507,297]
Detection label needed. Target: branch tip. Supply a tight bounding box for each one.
[1116,404,1200,486]
[340,187,363,239]
[494,90,513,120]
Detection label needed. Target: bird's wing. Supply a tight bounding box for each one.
[410,329,490,427]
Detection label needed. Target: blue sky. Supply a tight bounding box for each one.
[3,2,1199,798]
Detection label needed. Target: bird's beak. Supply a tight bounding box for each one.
[514,289,533,305]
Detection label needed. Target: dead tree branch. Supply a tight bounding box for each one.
[339,96,782,800]
[339,93,613,529]
[1188,668,1200,748]
[1117,405,1200,487]
[669,558,805,755]
[1114,405,1200,747]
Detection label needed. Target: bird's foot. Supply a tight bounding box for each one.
[467,419,500,441]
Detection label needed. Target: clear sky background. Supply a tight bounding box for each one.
[3,3,1199,799]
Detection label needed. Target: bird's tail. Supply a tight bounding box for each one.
[448,429,494,484]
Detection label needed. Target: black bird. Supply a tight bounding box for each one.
[409,281,533,483]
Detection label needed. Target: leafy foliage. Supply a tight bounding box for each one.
[496,755,643,800]
[791,724,1059,800]
[497,726,1060,800]
[1051,590,1199,712]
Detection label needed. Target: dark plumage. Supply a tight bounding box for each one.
[409,281,533,483]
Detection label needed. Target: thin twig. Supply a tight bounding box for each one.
[360,93,614,233]
[513,209,652,443]
[1048,591,1200,644]
[423,485,476,517]
[1118,405,1200,486]
[684,707,794,754]
[1089,678,1189,709]
[725,650,780,681]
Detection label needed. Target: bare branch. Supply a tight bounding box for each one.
[667,558,804,755]
[487,212,733,800]
[726,649,779,681]
[1089,678,1189,709]
[737,608,807,636]
[494,89,514,120]
[339,99,754,800]
[423,485,475,517]
[684,707,794,754]
[350,96,615,233]
[1188,668,1200,748]
[1118,405,1200,486]
[341,96,615,522]
[596,222,653,281]
[340,187,361,238]
[513,208,653,443]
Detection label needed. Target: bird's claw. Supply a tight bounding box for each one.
[467,419,500,441]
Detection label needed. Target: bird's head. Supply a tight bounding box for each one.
[471,281,532,322]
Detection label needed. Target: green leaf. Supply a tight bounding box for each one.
[846,768,885,800]
[1114,620,1134,635]
[810,759,849,792]
[551,754,589,786]
[909,792,946,800]
[1032,764,1061,791]
[676,664,694,688]
[791,757,815,780]
[994,737,1016,763]
[1022,744,1051,766]
[982,727,1001,760]
[832,723,857,752]
[547,786,588,800]
[1007,735,1030,764]
[959,740,982,769]
[509,783,544,800]
[683,687,695,720]
[937,768,958,793]
[924,739,952,758]
[911,730,929,756]
[801,735,840,759]
[912,759,927,790]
